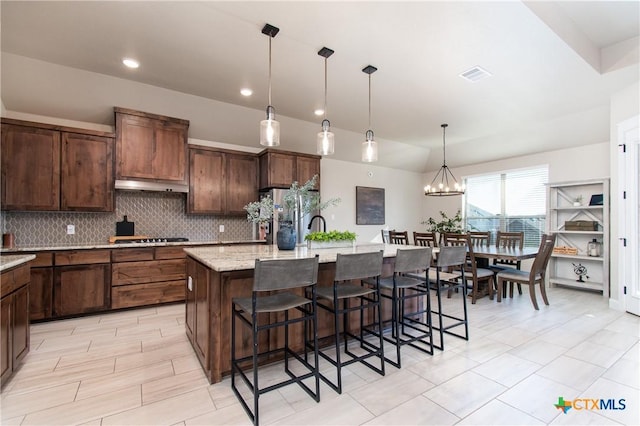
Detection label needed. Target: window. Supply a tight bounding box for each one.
[464,166,548,247]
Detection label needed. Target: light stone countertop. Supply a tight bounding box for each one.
[0,254,36,272]
[184,243,422,272]
[0,240,265,253]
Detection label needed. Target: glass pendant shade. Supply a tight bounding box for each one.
[361,65,378,163]
[317,119,335,155]
[260,105,280,147]
[361,129,378,162]
[260,24,280,147]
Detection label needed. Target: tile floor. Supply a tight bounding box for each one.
[1,286,638,425]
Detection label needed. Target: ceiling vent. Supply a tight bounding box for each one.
[459,66,492,82]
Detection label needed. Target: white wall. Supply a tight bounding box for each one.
[321,159,425,243]
[422,142,610,222]
[610,81,640,310]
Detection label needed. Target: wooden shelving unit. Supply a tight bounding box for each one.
[547,179,609,296]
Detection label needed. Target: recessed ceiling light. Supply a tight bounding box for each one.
[314,109,324,116]
[122,58,139,69]
[240,88,253,96]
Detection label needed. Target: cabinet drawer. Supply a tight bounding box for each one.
[111,248,154,262]
[31,253,53,267]
[0,264,30,298]
[55,250,111,266]
[155,246,186,260]
[112,259,185,286]
[111,280,184,309]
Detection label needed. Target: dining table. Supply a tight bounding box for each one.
[432,245,539,261]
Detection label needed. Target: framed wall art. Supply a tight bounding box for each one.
[356,186,385,225]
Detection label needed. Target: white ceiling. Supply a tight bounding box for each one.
[1,1,638,173]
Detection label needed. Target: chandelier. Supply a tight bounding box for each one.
[424,124,465,196]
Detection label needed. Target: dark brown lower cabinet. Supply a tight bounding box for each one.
[54,264,111,317]
[111,246,186,309]
[1,262,31,387]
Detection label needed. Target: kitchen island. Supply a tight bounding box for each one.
[184,243,419,384]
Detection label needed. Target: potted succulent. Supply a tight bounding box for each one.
[243,194,274,240]
[305,230,356,249]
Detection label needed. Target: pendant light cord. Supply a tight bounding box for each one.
[368,74,372,129]
[268,36,272,106]
[442,125,447,166]
[324,58,328,120]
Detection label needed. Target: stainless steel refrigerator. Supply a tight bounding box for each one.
[259,189,321,245]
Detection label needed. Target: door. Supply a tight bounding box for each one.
[54,264,110,316]
[619,116,640,315]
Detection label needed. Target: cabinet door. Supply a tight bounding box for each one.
[1,124,60,210]
[61,132,114,212]
[54,264,110,316]
[259,152,295,189]
[29,267,53,321]
[188,148,225,214]
[0,295,11,382]
[12,285,29,364]
[296,156,320,189]
[226,153,258,214]
[116,112,188,184]
[153,121,188,184]
[185,259,196,340]
[194,261,209,364]
[116,114,155,180]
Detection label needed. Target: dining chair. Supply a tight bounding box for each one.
[491,231,524,297]
[469,231,491,248]
[429,245,469,350]
[231,256,320,425]
[496,233,556,310]
[389,230,409,245]
[365,247,434,368]
[314,250,385,394]
[381,229,392,244]
[441,233,495,304]
[413,232,438,248]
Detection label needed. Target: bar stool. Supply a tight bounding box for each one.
[231,256,320,425]
[314,250,385,394]
[431,245,469,350]
[372,247,434,368]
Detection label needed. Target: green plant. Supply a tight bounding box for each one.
[305,230,356,242]
[422,210,464,233]
[281,174,340,221]
[243,194,274,224]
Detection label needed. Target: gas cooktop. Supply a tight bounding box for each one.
[113,237,189,244]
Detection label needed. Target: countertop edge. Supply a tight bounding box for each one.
[0,240,266,253]
[1,254,36,272]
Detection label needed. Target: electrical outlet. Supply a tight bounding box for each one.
[219,224,225,232]
[66,224,75,235]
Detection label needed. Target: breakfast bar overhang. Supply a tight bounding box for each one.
[183,244,411,384]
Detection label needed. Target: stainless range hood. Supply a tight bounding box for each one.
[115,179,189,193]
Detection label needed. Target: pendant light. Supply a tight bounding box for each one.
[260,23,280,147]
[317,47,335,155]
[424,124,465,196]
[362,65,378,162]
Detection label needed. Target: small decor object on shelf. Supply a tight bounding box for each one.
[587,239,602,257]
[572,262,589,282]
[573,195,583,207]
[589,194,604,206]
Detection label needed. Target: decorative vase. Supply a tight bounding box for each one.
[277,222,297,250]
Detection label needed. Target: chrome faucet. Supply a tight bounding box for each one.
[308,215,327,233]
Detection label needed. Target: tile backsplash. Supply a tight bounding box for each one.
[1,191,254,247]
